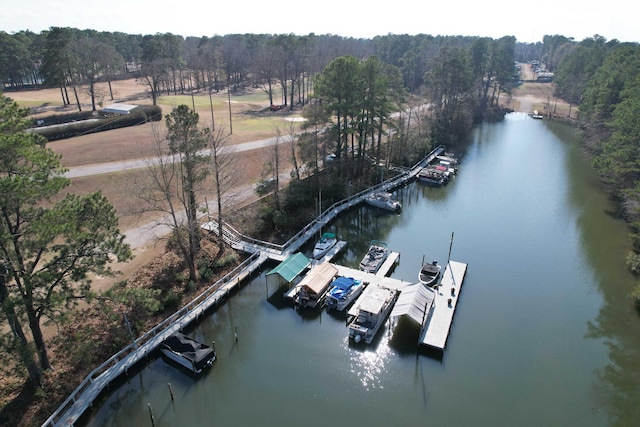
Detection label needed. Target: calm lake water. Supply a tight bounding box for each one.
[83,113,640,426]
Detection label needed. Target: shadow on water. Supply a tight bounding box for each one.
[388,317,444,361]
[266,285,291,310]
[388,316,422,354]
[295,306,324,322]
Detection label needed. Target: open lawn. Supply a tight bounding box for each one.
[1,76,565,426]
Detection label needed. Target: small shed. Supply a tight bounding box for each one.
[266,252,311,287]
[102,103,139,115]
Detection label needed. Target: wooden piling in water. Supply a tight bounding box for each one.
[148,403,155,426]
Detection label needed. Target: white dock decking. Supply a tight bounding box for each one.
[45,145,450,426]
[420,260,468,351]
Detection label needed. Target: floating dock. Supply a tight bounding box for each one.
[420,260,468,351]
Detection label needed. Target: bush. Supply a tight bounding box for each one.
[32,111,93,127]
[626,251,640,274]
[33,105,162,142]
[631,284,640,307]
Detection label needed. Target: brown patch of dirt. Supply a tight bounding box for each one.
[2,75,568,426]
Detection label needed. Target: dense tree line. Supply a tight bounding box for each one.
[0,27,521,396]
[549,35,640,301]
[1,29,517,113]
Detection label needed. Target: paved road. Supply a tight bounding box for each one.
[65,136,282,178]
[64,135,289,249]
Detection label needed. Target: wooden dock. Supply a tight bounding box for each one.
[420,260,468,351]
[45,145,448,426]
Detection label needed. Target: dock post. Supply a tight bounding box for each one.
[168,383,175,401]
[148,403,156,427]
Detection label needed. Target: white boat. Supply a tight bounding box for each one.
[364,192,402,212]
[348,285,397,344]
[293,263,338,309]
[325,276,365,311]
[359,240,389,273]
[159,332,216,375]
[418,259,441,287]
[312,232,338,259]
[436,154,460,165]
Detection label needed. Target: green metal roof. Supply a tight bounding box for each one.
[267,252,311,283]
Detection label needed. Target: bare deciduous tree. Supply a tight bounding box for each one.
[206,126,236,241]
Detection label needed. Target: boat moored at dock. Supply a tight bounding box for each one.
[417,167,448,186]
[348,285,398,344]
[325,276,365,311]
[419,259,441,287]
[359,240,389,273]
[312,232,338,259]
[364,192,402,212]
[293,263,338,309]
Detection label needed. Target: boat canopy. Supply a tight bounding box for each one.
[296,263,338,295]
[331,276,358,290]
[267,252,310,283]
[329,276,360,299]
[390,283,436,326]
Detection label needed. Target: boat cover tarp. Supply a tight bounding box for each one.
[267,252,310,283]
[328,277,359,299]
[296,262,337,296]
[390,283,436,326]
[162,332,215,370]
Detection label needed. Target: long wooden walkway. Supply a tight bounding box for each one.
[44,146,445,427]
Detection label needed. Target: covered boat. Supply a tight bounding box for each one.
[364,192,402,212]
[160,332,216,375]
[293,263,338,309]
[312,232,338,259]
[325,276,365,311]
[359,240,389,273]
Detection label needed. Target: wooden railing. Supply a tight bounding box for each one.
[44,145,445,426]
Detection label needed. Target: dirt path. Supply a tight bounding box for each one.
[8,77,562,293]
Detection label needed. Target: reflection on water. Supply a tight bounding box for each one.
[82,114,640,427]
[348,336,393,390]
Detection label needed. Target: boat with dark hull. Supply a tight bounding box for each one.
[419,259,441,287]
[160,332,216,375]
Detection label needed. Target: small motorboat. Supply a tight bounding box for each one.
[359,240,389,273]
[159,332,216,375]
[364,192,402,212]
[419,259,441,287]
[326,276,365,311]
[313,232,338,259]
